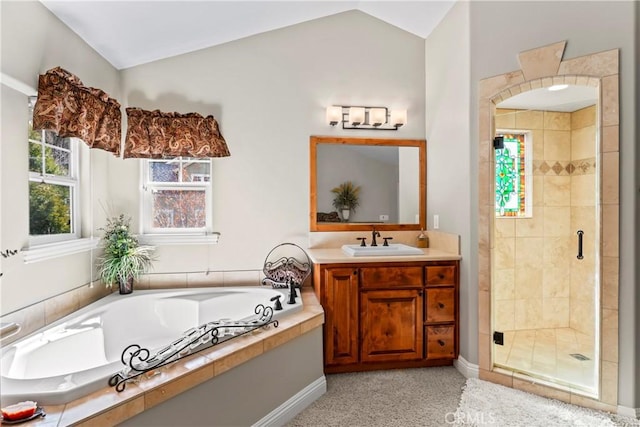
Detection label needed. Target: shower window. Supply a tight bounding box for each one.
[495,133,532,217]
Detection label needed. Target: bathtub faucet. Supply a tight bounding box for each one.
[287,279,298,304]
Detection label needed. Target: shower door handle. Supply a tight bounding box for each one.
[577,230,584,260]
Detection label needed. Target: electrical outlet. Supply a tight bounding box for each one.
[379,214,389,221]
[433,214,439,229]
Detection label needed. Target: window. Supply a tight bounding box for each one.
[495,132,532,217]
[142,157,212,234]
[28,99,79,245]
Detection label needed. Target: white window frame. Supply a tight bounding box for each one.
[28,129,81,246]
[141,157,214,238]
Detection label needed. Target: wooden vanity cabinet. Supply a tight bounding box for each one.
[314,260,459,373]
[424,264,459,360]
[322,267,359,366]
[360,289,423,363]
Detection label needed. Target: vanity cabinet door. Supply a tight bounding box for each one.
[360,289,423,363]
[323,267,359,366]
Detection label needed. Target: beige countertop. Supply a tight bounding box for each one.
[306,247,461,264]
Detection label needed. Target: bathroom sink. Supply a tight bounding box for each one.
[341,243,424,257]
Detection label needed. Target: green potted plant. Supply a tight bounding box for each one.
[97,214,154,294]
[331,181,361,222]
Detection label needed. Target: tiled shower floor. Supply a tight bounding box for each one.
[494,328,597,392]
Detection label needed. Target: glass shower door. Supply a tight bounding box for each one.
[491,96,599,396]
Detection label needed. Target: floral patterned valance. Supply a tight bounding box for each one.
[32,67,122,156]
[124,108,230,159]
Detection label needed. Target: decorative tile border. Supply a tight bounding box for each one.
[532,158,597,176]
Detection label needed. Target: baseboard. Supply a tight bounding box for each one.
[253,375,327,427]
[617,405,640,419]
[454,355,479,379]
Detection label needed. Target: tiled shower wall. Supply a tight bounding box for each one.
[493,106,596,334]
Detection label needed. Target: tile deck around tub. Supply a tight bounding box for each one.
[24,288,324,427]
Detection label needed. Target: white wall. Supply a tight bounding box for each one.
[425,1,472,361]
[0,1,120,313]
[119,11,426,273]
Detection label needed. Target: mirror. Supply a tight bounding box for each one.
[310,136,426,231]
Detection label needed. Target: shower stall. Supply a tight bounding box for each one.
[491,89,600,396]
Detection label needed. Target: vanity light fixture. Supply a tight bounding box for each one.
[327,105,407,130]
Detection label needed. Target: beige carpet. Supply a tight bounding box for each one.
[287,366,467,427]
[454,378,640,427]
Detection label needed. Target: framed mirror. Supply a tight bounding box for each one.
[310,136,426,231]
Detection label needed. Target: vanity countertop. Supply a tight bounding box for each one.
[306,247,461,264]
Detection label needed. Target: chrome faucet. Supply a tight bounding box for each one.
[371,227,381,247]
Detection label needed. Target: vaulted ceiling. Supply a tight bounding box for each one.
[41,1,456,70]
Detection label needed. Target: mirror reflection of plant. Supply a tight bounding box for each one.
[331,181,361,212]
[98,214,154,288]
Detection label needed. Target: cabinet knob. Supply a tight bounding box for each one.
[437,339,445,347]
[438,302,445,309]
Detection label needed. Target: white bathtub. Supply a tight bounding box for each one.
[0,286,300,406]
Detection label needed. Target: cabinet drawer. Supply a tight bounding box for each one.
[360,267,422,289]
[425,266,456,286]
[426,325,455,359]
[425,288,455,323]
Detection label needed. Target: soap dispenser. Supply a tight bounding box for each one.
[416,229,429,248]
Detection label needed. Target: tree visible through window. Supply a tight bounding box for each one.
[28,99,78,240]
[143,158,211,233]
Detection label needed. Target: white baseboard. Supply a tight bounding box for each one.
[617,405,639,419]
[454,355,479,379]
[253,375,327,427]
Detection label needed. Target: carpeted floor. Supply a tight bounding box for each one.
[286,366,467,427]
[454,378,640,427]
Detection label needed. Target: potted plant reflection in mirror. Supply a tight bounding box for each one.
[331,181,360,222]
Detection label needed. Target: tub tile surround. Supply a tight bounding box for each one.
[478,42,620,411]
[0,281,112,346]
[8,288,324,426]
[0,269,276,346]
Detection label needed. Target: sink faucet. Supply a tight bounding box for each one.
[371,227,381,247]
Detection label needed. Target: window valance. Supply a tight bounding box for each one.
[32,67,122,156]
[124,108,230,159]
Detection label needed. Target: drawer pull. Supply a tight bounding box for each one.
[438,274,444,279]
[437,302,445,309]
[437,339,445,346]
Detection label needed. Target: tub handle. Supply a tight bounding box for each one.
[0,322,21,340]
[270,295,283,311]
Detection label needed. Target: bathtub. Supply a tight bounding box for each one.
[0,286,300,406]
